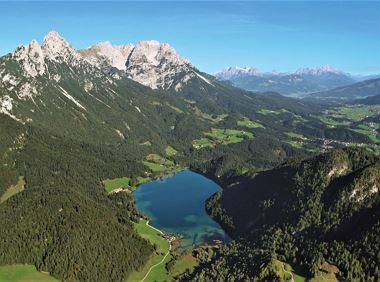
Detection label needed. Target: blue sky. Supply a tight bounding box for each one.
[0,1,379,74]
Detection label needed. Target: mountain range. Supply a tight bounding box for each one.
[216,66,380,98]
[0,31,320,281]
[0,31,379,281]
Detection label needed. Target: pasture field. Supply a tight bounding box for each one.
[165,146,177,156]
[143,161,168,172]
[193,128,254,149]
[128,219,172,282]
[318,116,348,128]
[0,264,57,282]
[237,117,265,129]
[273,260,306,282]
[143,154,177,173]
[194,107,228,123]
[169,252,198,279]
[205,128,254,145]
[284,140,303,149]
[286,132,305,139]
[349,125,380,143]
[192,138,214,149]
[336,105,380,121]
[103,177,131,193]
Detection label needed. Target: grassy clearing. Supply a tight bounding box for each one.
[336,105,380,121]
[258,108,289,116]
[0,264,57,282]
[309,263,339,282]
[143,154,180,175]
[128,219,171,282]
[321,105,380,125]
[205,128,254,145]
[144,154,175,172]
[103,175,154,193]
[237,117,265,129]
[169,252,198,279]
[137,176,151,184]
[146,154,174,165]
[286,132,305,139]
[103,177,131,193]
[348,123,380,143]
[143,162,168,172]
[194,107,228,124]
[273,260,306,282]
[192,138,214,149]
[284,140,304,149]
[105,154,181,190]
[140,141,152,146]
[192,128,254,149]
[366,146,380,156]
[258,109,280,115]
[318,116,347,128]
[0,176,25,204]
[165,146,177,157]
[349,128,380,143]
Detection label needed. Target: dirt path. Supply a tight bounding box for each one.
[282,263,295,282]
[138,221,172,282]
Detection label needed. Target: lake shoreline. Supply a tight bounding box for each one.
[134,170,229,249]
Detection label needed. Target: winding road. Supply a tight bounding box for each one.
[282,263,294,282]
[138,220,172,282]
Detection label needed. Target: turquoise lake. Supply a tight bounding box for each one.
[134,170,229,250]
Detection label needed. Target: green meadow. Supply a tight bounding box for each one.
[165,146,178,156]
[193,128,254,149]
[127,219,172,282]
[0,264,57,282]
[103,177,131,193]
[237,117,265,129]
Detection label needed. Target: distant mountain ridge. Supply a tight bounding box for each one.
[216,66,358,96]
[353,94,380,105]
[306,77,380,101]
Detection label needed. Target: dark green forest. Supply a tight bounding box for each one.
[184,147,380,281]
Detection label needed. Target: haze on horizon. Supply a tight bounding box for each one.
[1,1,379,75]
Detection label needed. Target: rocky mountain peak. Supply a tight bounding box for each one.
[79,41,134,70]
[6,32,202,92]
[12,39,45,77]
[43,31,77,60]
[125,40,192,89]
[80,39,194,90]
[215,66,262,80]
[294,65,342,76]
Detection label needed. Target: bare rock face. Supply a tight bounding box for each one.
[124,40,193,90]
[79,41,134,70]
[43,31,78,61]
[80,39,196,91]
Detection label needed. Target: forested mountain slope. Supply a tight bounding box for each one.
[307,77,380,101]
[186,147,380,281]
